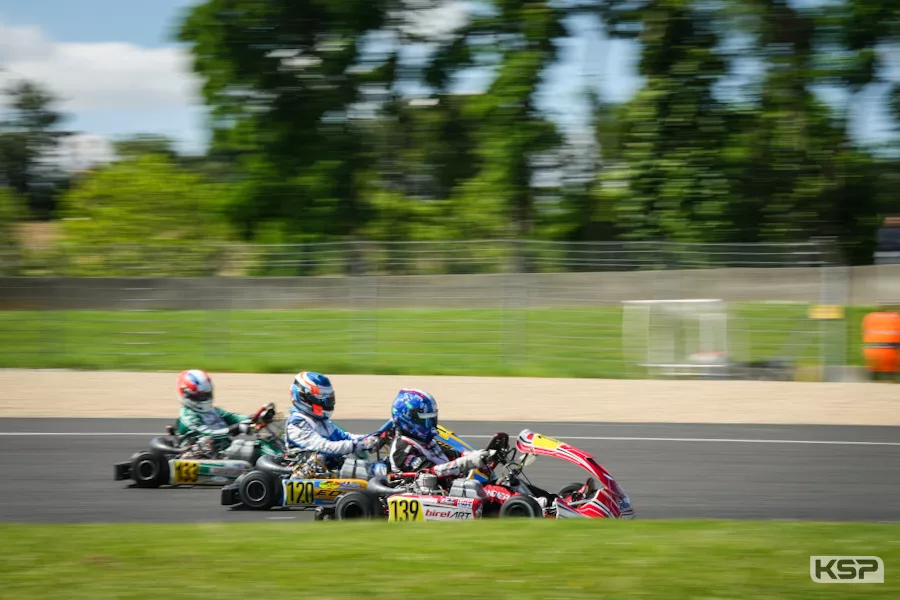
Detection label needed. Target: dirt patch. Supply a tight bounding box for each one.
[0,369,897,425]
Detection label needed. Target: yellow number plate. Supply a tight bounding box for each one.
[172,460,199,484]
[387,497,424,521]
[283,480,315,505]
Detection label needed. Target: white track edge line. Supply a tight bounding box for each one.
[0,432,898,446]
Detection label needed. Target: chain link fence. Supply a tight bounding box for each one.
[0,239,855,380]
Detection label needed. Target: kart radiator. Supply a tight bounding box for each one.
[339,458,370,480]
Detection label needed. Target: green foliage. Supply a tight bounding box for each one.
[112,134,178,160]
[58,155,233,275]
[0,1,896,268]
[0,187,25,273]
[599,1,735,244]
[595,0,895,262]
[0,79,66,218]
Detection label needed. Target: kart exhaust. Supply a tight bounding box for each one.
[255,454,292,476]
[148,436,182,456]
[366,476,402,497]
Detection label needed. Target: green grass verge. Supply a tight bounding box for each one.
[1,521,897,599]
[0,305,871,378]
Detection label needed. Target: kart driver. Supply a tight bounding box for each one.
[388,388,490,477]
[176,369,257,454]
[285,371,379,468]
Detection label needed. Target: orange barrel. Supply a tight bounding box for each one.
[861,311,900,373]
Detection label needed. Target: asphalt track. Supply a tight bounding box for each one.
[1,419,898,523]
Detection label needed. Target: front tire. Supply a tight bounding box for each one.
[334,491,376,520]
[499,494,543,518]
[238,471,277,510]
[131,452,168,488]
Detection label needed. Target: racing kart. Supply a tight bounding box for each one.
[219,421,477,518]
[338,428,634,521]
[114,403,285,488]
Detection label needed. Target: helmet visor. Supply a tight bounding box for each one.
[314,393,335,412]
[412,410,437,431]
[188,390,212,403]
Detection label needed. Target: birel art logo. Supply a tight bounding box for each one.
[810,556,884,584]
[425,508,471,520]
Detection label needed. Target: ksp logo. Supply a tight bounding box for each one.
[810,556,884,584]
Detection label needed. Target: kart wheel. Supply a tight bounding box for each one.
[131,452,168,488]
[334,491,376,520]
[238,471,276,510]
[499,494,543,518]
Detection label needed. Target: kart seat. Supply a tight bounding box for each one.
[580,477,598,498]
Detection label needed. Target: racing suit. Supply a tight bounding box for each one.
[285,408,369,469]
[176,406,250,454]
[389,434,488,478]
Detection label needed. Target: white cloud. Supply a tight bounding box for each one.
[0,22,201,112]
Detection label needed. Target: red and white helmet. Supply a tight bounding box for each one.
[177,369,214,412]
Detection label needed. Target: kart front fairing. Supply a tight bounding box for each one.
[515,429,633,518]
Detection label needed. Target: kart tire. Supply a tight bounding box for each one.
[238,470,277,510]
[334,491,376,520]
[499,494,543,518]
[131,451,169,488]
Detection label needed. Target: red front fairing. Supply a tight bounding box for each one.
[515,430,634,519]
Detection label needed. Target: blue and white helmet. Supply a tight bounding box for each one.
[291,371,336,420]
[391,388,438,443]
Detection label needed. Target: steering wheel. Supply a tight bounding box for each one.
[251,403,276,428]
[484,432,510,469]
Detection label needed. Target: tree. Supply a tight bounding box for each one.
[59,155,233,275]
[597,0,735,245]
[447,0,567,273]
[0,79,67,219]
[177,0,400,243]
[0,187,25,273]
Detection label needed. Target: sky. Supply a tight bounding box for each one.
[0,0,895,165]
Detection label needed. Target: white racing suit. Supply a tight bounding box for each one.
[285,408,369,468]
[389,434,488,478]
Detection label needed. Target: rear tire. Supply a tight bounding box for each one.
[499,494,543,518]
[131,452,168,488]
[334,491,376,520]
[238,471,277,510]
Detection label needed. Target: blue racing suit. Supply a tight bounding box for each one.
[285,408,368,468]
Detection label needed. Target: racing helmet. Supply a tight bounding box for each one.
[391,388,438,443]
[291,371,336,420]
[178,369,214,412]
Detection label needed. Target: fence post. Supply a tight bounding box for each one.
[814,237,849,381]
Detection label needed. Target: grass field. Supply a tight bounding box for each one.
[0,305,870,378]
[0,520,896,599]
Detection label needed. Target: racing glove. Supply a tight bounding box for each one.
[353,435,380,454]
[433,449,490,478]
[228,422,253,436]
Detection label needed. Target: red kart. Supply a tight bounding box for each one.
[348,428,634,521]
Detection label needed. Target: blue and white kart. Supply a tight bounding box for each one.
[220,420,482,519]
